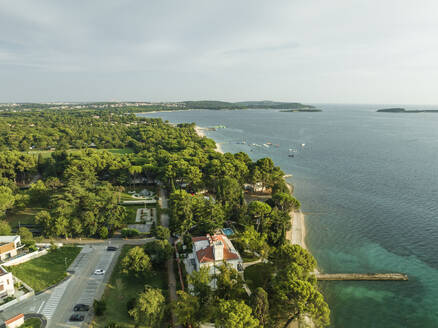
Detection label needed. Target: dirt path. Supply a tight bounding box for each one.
[159,188,180,328]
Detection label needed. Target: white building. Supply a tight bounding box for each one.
[187,234,243,276]
[244,182,265,193]
[0,236,22,261]
[0,266,14,297]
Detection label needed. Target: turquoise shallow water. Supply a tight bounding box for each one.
[140,105,438,328]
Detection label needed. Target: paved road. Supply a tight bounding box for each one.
[0,243,123,328]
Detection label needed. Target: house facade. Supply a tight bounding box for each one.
[0,266,14,297]
[0,236,22,261]
[189,234,243,276]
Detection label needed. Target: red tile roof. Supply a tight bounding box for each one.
[5,313,24,325]
[192,236,208,242]
[192,234,240,263]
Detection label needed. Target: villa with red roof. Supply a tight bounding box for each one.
[186,234,243,277]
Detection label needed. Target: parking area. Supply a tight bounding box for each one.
[64,251,117,326]
[0,244,121,328]
[51,245,119,327]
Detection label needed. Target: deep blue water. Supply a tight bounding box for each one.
[140,105,438,328]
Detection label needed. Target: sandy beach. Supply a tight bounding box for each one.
[286,183,307,249]
[195,125,224,154]
[289,209,308,250]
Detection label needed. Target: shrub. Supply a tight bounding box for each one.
[99,226,109,239]
[127,297,136,312]
[121,228,140,238]
[93,299,106,316]
[154,226,170,240]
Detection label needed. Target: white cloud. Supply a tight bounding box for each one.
[1,0,438,103]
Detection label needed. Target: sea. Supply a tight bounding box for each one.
[139,104,438,328]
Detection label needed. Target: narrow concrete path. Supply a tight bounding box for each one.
[242,258,263,269]
[159,188,180,328]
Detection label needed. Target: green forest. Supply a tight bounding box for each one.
[0,104,329,327]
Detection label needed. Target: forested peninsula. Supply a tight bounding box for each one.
[0,103,329,327]
[184,100,315,110]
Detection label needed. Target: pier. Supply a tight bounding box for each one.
[314,273,408,281]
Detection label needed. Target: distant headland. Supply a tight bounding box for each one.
[377,108,438,113]
[183,100,315,110]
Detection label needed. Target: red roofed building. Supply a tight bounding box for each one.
[5,313,24,328]
[188,234,242,277]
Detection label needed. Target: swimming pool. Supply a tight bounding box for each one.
[222,228,234,236]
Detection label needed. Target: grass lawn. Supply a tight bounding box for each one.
[244,263,274,291]
[8,246,81,292]
[22,318,42,328]
[123,205,157,224]
[241,253,260,263]
[94,245,169,328]
[6,207,45,228]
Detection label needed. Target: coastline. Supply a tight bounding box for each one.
[195,124,320,327]
[195,124,309,252]
[286,183,308,250]
[195,125,224,154]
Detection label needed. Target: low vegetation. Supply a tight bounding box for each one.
[8,246,80,292]
[22,318,42,328]
[244,262,274,290]
[94,245,169,328]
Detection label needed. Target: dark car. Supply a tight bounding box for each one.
[74,304,90,311]
[69,314,85,321]
[106,246,117,251]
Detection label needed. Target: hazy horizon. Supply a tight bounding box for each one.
[1,0,438,104]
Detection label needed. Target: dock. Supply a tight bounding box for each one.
[314,273,408,281]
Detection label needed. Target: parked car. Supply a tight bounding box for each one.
[94,269,105,275]
[74,304,90,311]
[106,246,117,251]
[69,314,84,321]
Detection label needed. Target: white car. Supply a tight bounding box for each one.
[94,269,105,275]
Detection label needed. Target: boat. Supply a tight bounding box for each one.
[288,154,294,158]
[301,143,306,147]
[266,142,272,145]
[263,143,270,148]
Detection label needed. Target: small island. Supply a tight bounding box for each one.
[377,108,438,113]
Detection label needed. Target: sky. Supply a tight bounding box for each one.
[1,0,438,104]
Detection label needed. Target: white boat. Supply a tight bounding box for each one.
[301,143,306,147]
[263,143,270,148]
